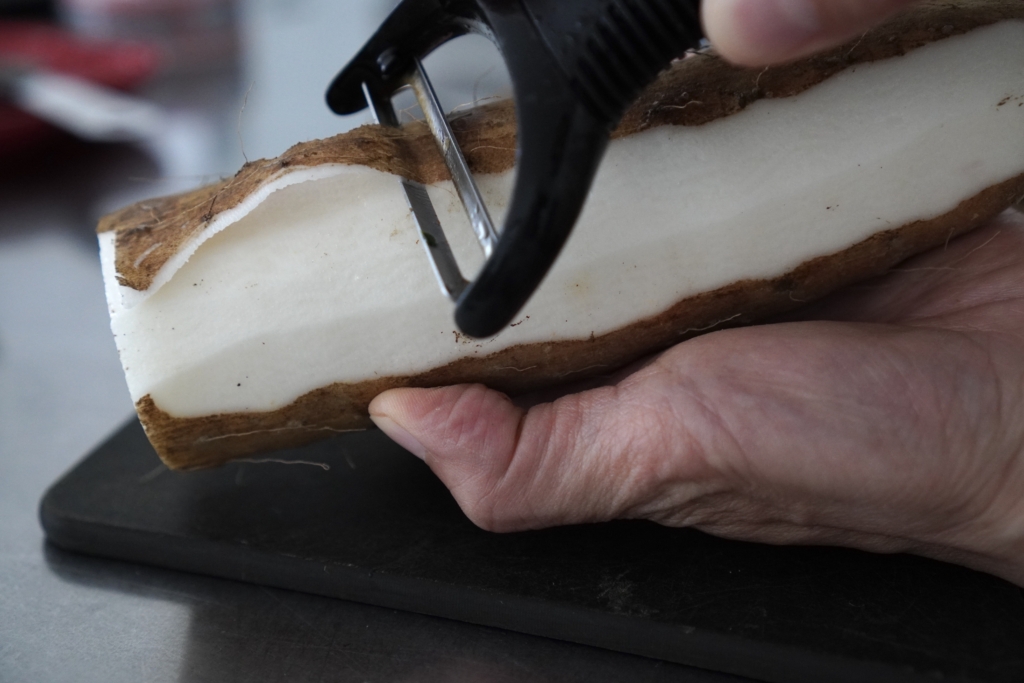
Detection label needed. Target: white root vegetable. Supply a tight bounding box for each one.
[99,0,1024,469]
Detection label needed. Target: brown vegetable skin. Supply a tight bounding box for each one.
[100,0,1024,469]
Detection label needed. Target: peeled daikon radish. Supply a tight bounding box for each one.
[99,0,1024,469]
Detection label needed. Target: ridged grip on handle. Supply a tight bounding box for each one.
[522,0,703,123]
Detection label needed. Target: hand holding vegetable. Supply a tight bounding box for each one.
[370,0,1024,586]
[372,211,1024,586]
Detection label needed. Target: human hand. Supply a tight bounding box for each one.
[702,0,921,66]
[370,211,1024,586]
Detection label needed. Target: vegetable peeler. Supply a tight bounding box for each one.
[327,0,703,338]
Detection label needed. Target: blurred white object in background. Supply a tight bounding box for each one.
[58,0,239,73]
[2,65,166,141]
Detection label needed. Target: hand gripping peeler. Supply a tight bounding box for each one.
[327,0,704,338]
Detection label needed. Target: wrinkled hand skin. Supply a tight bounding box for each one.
[371,211,1024,587]
[702,0,922,66]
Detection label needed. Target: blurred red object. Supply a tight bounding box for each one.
[59,0,239,73]
[0,21,160,158]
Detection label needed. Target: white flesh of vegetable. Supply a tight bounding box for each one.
[101,22,1024,418]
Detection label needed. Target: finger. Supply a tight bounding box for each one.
[369,378,718,532]
[702,0,919,66]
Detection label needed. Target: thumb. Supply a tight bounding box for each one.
[368,382,713,532]
[702,0,920,66]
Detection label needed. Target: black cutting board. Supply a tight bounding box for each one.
[40,419,1024,683]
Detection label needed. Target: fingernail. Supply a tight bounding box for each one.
[720,0,823,59]
[370,414,427,460]
[760,0,822,48]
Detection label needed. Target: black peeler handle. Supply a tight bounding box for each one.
[328,0,703,338]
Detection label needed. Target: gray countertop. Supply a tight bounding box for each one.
[0,2,750,681]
